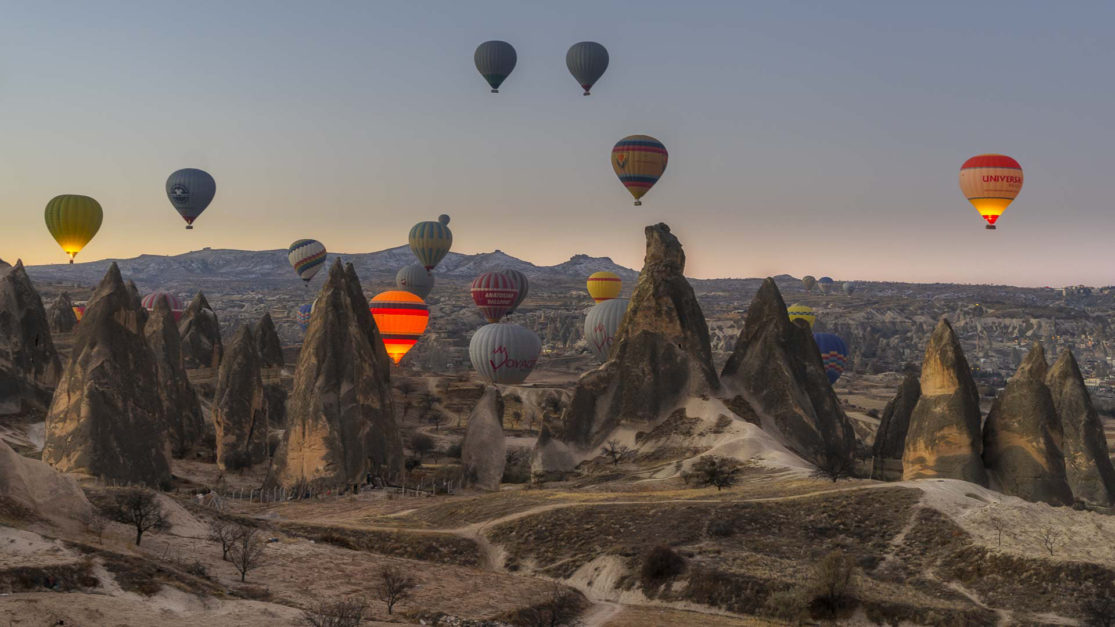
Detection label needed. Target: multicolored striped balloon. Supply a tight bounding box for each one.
[469,323,541,384]
[959,154,1023,230]
[288,239,327,283]
[369,290,429,364]
[612,135,667,206]
[586,271,622,302]
[500,269,529,315]
[72,305,86,322]
[814,332,848,384]
[471,272,519,323]
[787,304,815,328]
[44,195,102,264]
[296,303,313,330]
[141,291,184,321]
[408,215,453,271]
[584,298,628,362]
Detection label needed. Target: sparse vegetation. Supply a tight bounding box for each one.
[80,511,108,544]
[806,550,857,619]
[410,433,435,458]
[640,545,686,589]
[209,518,243,561]
[377,565,417,615]
[503,583,585,627]
[600,439,630,466]
[228,524,265,582]
[502,448,532,484]
[100,487,168,546]
[1039,526,1060,556]
[687,456,741,490]
[810,450,857,483]
[302,597,369,627]
[1082,585,1115,627]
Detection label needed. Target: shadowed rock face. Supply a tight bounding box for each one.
[902,319,988,486]
[720,278,857,465]
[178,292,222,370]
[255,312,284,369]
[144,296,204,458]
[272,260,402,489]
[562,224,719,449]
[872,370,921,481]
[125,281,147,329]
[42,263,171,487]
[531,424,575,481]
[462,386,506,491]
[1,439,92,524]
[47,292,78,334]
[982,344,1072,505]
[213,325,269,470]
[0,261,62,389]
[1047,350,1115,506]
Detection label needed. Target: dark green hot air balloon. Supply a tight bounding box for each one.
[566,41,609,95]
[474,41,517,93]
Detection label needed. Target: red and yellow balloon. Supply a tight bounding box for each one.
[368,290,429,364]
[959,154,1022,230]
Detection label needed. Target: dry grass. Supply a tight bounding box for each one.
[278,522,480,567]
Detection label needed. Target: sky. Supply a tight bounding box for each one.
[1,1,1113,286]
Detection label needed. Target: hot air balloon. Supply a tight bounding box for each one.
[166,168,216,230]
[471,272,519,323]
[141,291,184,321]
[959,154,1023,230]
[584,298,628,362]
[814,333,848,384]
[501,269,529,315]
[818,277,834,295]
[566,41,608,95]
[612,135,667,206]
[787,304,815,328]
[409,215,453,271]
[474,41,517,93]
[396,264,434,299]
[369,290,429,364]
[72,304,86,322]
[843,281,857,296]
[802,276,817,293]
[44,195,103,263]
[296,303,313,330]
[469,323,540,384]
[587,271,622,302]
[288,239,327,283]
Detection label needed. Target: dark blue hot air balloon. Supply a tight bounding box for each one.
[814,333,848,384]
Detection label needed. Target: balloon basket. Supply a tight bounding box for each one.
[186,225,193,230]
[491,89,499,93]
[633,200,642,206]
[985,225,996,230]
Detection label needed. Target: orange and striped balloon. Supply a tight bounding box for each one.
[586,271,622,303]
[612,135,667,206]
[959,154,1023,230]
[368,290,429,364]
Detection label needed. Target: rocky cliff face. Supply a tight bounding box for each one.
[720,278,857,465]
[531,425,575,481]
[178,292,222,370]
[213,325,269,470]
[144,296,204,458]
[902,319,988,485]
[272,260,402,489]
[255,312,284,369]
[982,344,1072,505]
[562,224,719,449]
[1,439,92,526]
[871,371,921,481]
[462,386,507,491]
[0,261,62,389]
[1047,350,1115,506]
[41,264,171,487]
[47,292,78,334]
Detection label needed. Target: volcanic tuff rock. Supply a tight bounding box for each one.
[125,280,147,327]
[531,425,575,481]
[47,292,78,334]
[41,264,171,487]
[1047,349,1115,505]
[562,224,719,449]
[872,371,921,481]
[0,439,92,525]
[720,278,857,465]
[255,312,284,369]
[178,292,222,369]
[0,261,62,389]
[213,325,269,470]
[271,260,402,489]
[902,319,988,485]
[144,296,204,458]
[462,386,506,491]
[982,344,1073,505]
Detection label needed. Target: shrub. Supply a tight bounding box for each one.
[302,597,368,627]
[807,550,857,619]
[707,518,735,538]
[763,588,808,623]
[640,546,686,589]
[688,456,741,491]
[410,433,435,457]
[445,442,463,459]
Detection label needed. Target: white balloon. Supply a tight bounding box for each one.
[469,323,540,384]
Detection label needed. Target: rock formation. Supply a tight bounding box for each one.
[720,278,857,465]
[462,386,506,490]
[213,325,269,470]
[255,312,284,369]
[871,370,921,480]
[178,292,222,369]
[125,280,147,327]
[0,260,62,388]
[255,312,288,429]
[982,344,1072,505]
[41,264,171,487]
[1047,349,1115,505]
[562,224,719,449]
[47,292,78,334]
[272,260,402,489]
[1,439,92,525]
[531,425,576,481]
[901,319,987,485]
[144,296,204,458]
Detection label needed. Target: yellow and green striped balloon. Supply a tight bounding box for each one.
[44,195,103,263]
[408,214,453,271]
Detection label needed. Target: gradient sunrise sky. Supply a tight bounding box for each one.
[1,1,1113,286]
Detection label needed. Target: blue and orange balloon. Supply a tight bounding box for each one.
[814,333,848,384]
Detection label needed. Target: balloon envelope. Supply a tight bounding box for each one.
[814,333,848,384]
[471,272,519,323]
[959,154,1022,230]
[802,276,817,292]
[166,168,216,229]
[396,264,434,299]
[409,218,453,270]
[566,41,608,95]
[501,269,529,314]
[44,195,103,263]
[296,303,313,330]
[369,290,429,364]
[787,304,815,329]
[586,271,622,303]
[612,135,667,206]
[585,298,628,362]
[843,281,857,296]
[818,277,834,294]
[141,291,184,321]
[469,323,541,384]
[288,239,327,283]
[72,305,86,322]
[474,41,517,92]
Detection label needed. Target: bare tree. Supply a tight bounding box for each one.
[301,597,368,627]
[518,582,584,627]
[1039,526,1060,556]
[989,516,1008,548]
[810,450,857,483]
[410,433,435,459]
[81,511,108,544]
[105,488,168,546]
[229,524,266,582]
[428,410,446,433]
[688,456,741,491]
[377,565,417,615]
[600,439,630,466]
[209,518,243,561]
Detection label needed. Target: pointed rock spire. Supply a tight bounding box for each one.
[1047,349,1115,506]
[47,292,78,334]
[531,424,575,481]
[178,292,222,369]
[0,260,62,388]
[255,312,284,369]
[213,325,269,470]
[144,295,204,458]
[462,386,506,491]
[871,370,921,480]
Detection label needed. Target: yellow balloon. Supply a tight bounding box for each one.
[45,195,103,263]
[787,303,815,328]
[587,271,622,302]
